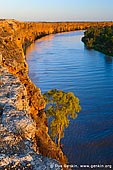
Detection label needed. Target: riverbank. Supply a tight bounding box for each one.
[0,19,113,169]
[82,26,113,56]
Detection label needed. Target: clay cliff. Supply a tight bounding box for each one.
[0,20,113,169]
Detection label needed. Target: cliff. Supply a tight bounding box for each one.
[0,66,61,169]
[0,20,113,169]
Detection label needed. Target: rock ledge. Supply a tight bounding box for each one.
[0,66,61,169]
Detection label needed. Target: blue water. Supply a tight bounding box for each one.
[26,31,113,166]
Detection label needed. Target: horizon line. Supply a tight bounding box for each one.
[1,18,113,23]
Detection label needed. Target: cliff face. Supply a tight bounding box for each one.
[0,20,113,168]
[0,66,61,169]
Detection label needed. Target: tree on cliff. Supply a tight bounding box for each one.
[43,89,81,147]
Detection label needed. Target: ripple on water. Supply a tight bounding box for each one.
[26,31,113,165]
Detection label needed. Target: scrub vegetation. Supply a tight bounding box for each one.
[82,26,113,56]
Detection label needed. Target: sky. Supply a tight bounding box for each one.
[0,0,113,21]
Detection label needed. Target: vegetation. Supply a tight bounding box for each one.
[43,89,81,147]
[82,26,113,56]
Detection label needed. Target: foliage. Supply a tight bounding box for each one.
[43,89,81,147]
[82,26,113,56]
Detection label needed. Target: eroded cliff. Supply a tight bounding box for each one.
[0,66,61,169]
[0,19,113,169]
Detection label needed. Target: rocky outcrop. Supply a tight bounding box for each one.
[0,20,113,169]
[0,66,61,169]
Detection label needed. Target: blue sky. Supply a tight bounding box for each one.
[0,0,113,21]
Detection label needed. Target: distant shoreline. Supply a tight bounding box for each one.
[82,26,113,56]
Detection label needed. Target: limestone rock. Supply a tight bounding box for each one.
[0,66,61,169]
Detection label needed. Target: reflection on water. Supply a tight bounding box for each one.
[26,31,113,166]
[104,55,113,63]
[26,34,54,55]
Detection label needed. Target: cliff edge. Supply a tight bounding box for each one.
[0,20,67,169]
[0,66,61,169]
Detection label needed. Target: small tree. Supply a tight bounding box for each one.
[43,89,81,147]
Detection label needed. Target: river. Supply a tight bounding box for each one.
[26,31,113,166]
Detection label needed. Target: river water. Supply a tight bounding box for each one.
[26,31,113,166]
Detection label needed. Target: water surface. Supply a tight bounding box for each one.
[26,31,113,166]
